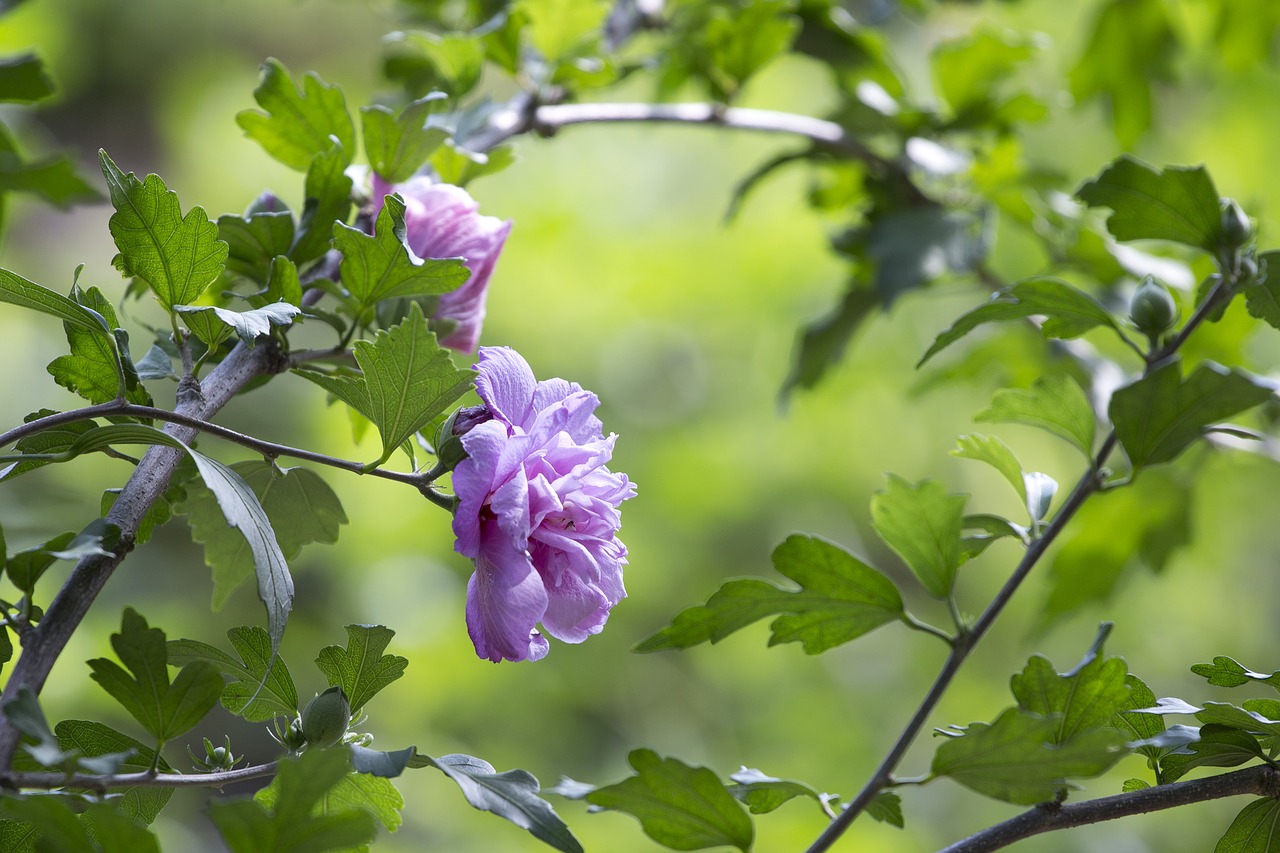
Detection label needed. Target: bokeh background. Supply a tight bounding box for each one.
[2,0,1280,850]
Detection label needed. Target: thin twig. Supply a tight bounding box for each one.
[1,761,281,793]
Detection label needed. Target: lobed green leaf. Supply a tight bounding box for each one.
[871,476,966,599]
[315,624,407,715]
[236,59,355,172]
[1076,155,1221,250]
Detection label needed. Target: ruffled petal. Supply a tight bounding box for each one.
[474,347,537,428]
[466,518,548,663]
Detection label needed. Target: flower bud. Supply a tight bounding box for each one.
[435,405,493,472]
[1239,253,1260,286]
[1220,199,1251,249]
[246,190,287,217]
[301,686,351,748]
[1129,276,1177,338]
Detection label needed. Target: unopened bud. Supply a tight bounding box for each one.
[1220,199,1251,249]
[246,191,287,217]
[1129,276,1177,338]
[301,686,351,748]
[435,405,492,472]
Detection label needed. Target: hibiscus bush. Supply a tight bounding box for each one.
[4,0,1280,852]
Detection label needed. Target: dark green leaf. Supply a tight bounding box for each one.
[0,148,100,209]
[174,302,300,346]
[78,803,161,853]
[1192,657,1280,693]
[315,624,407,714]
[864,207,988,305]
[931,708,1126,804]
[1216,798,1280,853]
[349,744,415,778]
[0,819,36,852]
[1244,251,1280,330]
[47,286,151,406]
[0,626,10,679]
[726,767,830,817]
[1162,725,1266,782]
[0,268,111,335]
[1010,642,1131,746]
[0,54,53,103]
[56,719,174,824]
[100,151,227,311]
[976,374,1096,459]
[867,790,904,828]
[291,141,353,266]
[1113,674,1167,765]
[781,286,880,397]
[1110,360,1274,471]
[1196,703,1280,739]
[236,59,355,172]
[920,277,1119,366]
[361,95,451,183]
[586,749,749,852]
[167,625,299,721]
[1077,156,1221,250]
[0,412,94,482]
[635,534,902,654]
[260,255,303,308]
[87,608,222,744]
[422,752,583,853]
[3,688,75,767]
[121,344,173,382]
[0,797,98,852]
[6,530,74,595]
[219,210,296,284]
[870,476,966,599]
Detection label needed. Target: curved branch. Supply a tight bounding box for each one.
[938,765,1280,853]
[1,761,281,793]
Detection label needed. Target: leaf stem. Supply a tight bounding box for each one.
[900,612,954,645]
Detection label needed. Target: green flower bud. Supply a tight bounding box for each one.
[301,686,351,748]
[434,405,492,473]
[1220,199,1251,249]
[1129,276,1178,338]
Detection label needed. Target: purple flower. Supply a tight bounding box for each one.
[371,174,512,353]
[451,347,636,663]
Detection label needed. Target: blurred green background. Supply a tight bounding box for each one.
[3,0,1280,850]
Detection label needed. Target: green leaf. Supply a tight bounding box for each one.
[1076,156,1222,251]
[47,286,151,406]
[1010,635,1132,746]
[976,374,1096,459]
[931,28,1040,122]
[1069,0,1175,148]
[382,32,485,99]
[56,719,174,824]
[0,54,54,103]
[1192,657,1280,693]
[1162,725,1267,782]
[99,151,228,311]
[952,433,1026,506]
[1216,798,1280,853]
[333,194,469,313]
[703,0,799,99]
[218,210,296,284]
[3,688,76,767]
[0,268,111,335]
[349,744,416,779]
[919,277,1120,366]
[6,530,75,595]
[79,804,162,853]
[781,286,880,398]
[315,625,407,715]
[291,141,353,266]
[102,481,178,547]
[1113,675,1167,765]
[236,59,355,172]
[361,95,451,183]
[519,0,609,64]
[1109,360,1274,472]
[0,411,94,482]
[0,797,99,852]
[931,708,1126,804]
[726,767,831,817]
[1244,251,1280,330]
[862,207,988,305]
[0,146,100,210]
[167,625,299,722]
[429,140,517,188]
[866,791,904,828]
[175,301,300,346]
[586,749,750,852]
[870,476,966,599]
[421,753,583,853]
[635,534,903,654]
[210,749,376,853]
[257,766,405,840]
[86,608,222,745]
[1196,703,1280,739]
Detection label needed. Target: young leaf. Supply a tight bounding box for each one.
[99,151,228,311]
[167,625,299,722]
[56,719,174,824]
[635,534,903,654]
[174,302,301,346]
[0,268,111,335]
[420,753,583,853]
[291,141,353,266]
[236,59,355,172]
[870,476,967,599]
[429,140,517,187]
[1216,798,1280,853]
[1076,155,1222,250]
[210,749,376,853]
[521,0,610,65]
[726,767,832,817]
[260,255,303,308]
[586,749,751,852]
[86,608,222,746]
[315,625,407,714]
[1109,360,1274,472]
[919,277,1120,366]
[931,708,1127,804]
[976,374,1096,459]
[333,194,469,313]
[1192,657,1280,693]
[361,95,451,184]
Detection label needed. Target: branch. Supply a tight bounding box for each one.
[938,765,1280,853]
[1,761,281,793]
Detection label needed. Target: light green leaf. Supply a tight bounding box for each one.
[1109,360,1274,471]
[870,476,967,599]
[47,286,151,406]
[87,608,222,744]
[361,95,451,183]
[519,0,609,64]
[726,767,831,817]
[315,624,407,714]
[705,0,799,98]
[257,766,405,848]
[931,28,1040,123]
[100,151,227,311]
[429,140,517,187]
[382,32,485,99]
[931,708,1127,804]
[976,374,1096,459]
[1076,155,1222,250]
[1216,798,1280,853]
[1192,657,1280,693]
[1010,633,1132,746]
[0,268,111,335]
[635,534,903,654]
[867,791,904,828]
[953,433,1026,505]
[236,58,355,172]
[1113,674,1166,765]
[0,54,54,103]
[56,719,174,824]
[175,301,301,346]
[167,625,299,722]
[586,749,750,852]
[920,278,1120,366]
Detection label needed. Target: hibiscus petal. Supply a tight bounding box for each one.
[474,347,537,428]
[538,567,613,644]
[466,518,548,663]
